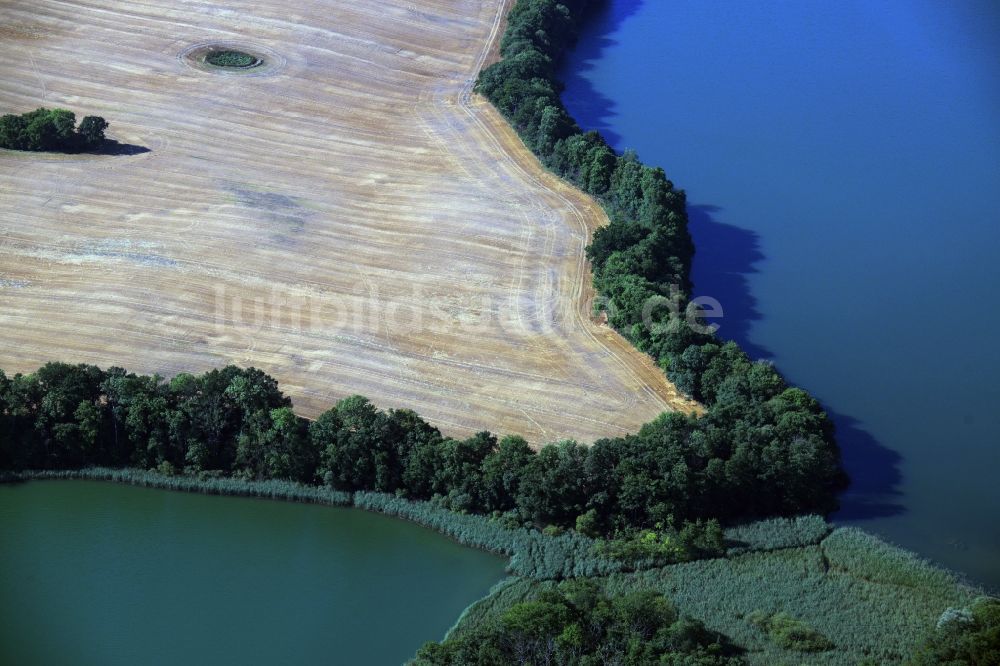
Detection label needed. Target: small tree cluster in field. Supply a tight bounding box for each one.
[0,108,108,152]
[204,50,260,68]
[413,579,742,665]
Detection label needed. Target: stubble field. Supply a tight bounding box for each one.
[0,0,696,443]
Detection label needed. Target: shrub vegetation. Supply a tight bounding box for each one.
[747,610,834,652]
[906,596,1000,665]
[447,533,986,665]
[413,579,742,665]
[204,50,260,68]
[595,519,726,567]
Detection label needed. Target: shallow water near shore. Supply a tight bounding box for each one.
[562,0,1000,588]
[0,481,506,665]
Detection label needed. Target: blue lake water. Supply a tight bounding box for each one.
[562,0,1000,587]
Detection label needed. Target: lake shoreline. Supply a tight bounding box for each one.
[0,468,513,559]
[0,477,509,664]
[5,469,988,663]
[0,468,620,581]
[556,0,1000,589]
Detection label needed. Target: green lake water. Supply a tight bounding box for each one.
[0,481,507,665]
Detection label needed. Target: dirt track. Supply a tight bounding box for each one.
[0,0,698,443]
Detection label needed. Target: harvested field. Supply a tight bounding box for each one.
[0,0,697,443]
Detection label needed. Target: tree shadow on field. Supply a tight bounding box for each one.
[95,140,151,156]
[11,140,151,156]
[689,204,905,520]
[559,0,647,148]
